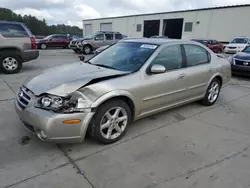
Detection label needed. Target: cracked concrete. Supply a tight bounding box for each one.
[1,49,250,188]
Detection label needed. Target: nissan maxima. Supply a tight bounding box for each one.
[15,39,231,144]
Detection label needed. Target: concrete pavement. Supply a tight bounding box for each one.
[1,49,250,188]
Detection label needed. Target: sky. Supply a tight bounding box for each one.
[1,0,249,27]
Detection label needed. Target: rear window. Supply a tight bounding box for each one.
[0,23,30,38]
[115,34,123,40]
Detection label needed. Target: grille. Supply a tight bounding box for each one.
[235,59,250,67]
[229,47,237,49]
[16,86,31,110]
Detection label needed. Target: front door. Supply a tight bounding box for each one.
[183,44,214,98]
[141,44,188,115]
[93,34,105,49]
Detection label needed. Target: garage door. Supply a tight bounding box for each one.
[100,23,112,31]
[85,24,93,36]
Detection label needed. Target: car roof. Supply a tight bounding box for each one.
[119,38,182,45]
[0,20,24,25]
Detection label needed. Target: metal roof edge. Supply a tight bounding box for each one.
[82,4,250,22]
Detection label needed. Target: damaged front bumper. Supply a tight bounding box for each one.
[14,98,95,143]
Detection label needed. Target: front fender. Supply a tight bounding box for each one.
[91,90,140,118]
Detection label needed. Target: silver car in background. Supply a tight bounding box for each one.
[15,39,231,144]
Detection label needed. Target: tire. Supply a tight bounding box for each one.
[40,43,47,50]
[89,99,132,144]
[200,78,221,106]
[0,52,22,74]
[83,45,92,54]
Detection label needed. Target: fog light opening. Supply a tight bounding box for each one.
[35,129,47,140]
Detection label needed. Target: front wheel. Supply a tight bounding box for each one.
[201,78,221,106]
[40,43,47,50]
[89,99,132,144]
[83,45,92,54]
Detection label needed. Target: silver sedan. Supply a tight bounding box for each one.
[15,39,231,144]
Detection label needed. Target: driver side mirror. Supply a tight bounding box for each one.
[150,64,166,74]
[49,38,52,41]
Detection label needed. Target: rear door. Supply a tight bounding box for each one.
[115,33,123,42]
[183,44,214,98]
[104,33,115,45]
[57,35,69,47]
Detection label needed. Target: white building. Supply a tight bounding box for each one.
[82,4,250,43]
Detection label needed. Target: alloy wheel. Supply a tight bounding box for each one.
[2,57,18,70]
[100,107,128,140]
[208,81,219,103]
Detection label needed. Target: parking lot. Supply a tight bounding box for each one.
[1,49,250,188]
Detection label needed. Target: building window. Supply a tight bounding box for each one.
[136,24,142,32]
[184,22,193,32]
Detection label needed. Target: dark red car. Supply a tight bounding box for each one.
[192,39,224,53]
[36,34,71,49]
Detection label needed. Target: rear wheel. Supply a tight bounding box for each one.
[0,52,22,74]
[89,99,131,144]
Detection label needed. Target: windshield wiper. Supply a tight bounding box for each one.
[93,64,117,70]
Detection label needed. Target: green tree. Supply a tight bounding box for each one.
[0,7,83,36]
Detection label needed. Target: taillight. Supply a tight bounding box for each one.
[30,37,36,50]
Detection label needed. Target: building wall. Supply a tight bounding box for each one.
[82,6,250,42]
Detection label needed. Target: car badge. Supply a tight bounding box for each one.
[243,62,249,66]
[19,91,23,97]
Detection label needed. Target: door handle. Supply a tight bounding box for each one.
[178,73,186,79]
[208,68,213,72]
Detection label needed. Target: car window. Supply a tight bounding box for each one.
[184,44,210,66]
[95,34,104,40]
[151,45,183,71]
[115,34,122,40]
[231,38,248,44]
[57,35,68,39]
[0,23,29,37]
[211,40,218,45]
[105,34,114,40]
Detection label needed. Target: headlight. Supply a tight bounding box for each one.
[228,55,236,64]
[36,92,92,113]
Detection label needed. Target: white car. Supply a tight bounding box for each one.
[224,37,250,54]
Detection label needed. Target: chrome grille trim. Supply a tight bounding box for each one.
[16,86,32,110]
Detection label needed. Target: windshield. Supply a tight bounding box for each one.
[243,45,250,53]
[231,38,248,44]
[89,42,158,72]
[43,35,53,40]
[84,33,95,39]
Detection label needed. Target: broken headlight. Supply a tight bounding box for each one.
[36,92,92,113]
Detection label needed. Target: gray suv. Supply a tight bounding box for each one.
[81,31,123,54]
[0,21,39,74]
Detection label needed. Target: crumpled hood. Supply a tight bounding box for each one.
[24,62,127,96]
[234,52,250,60]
